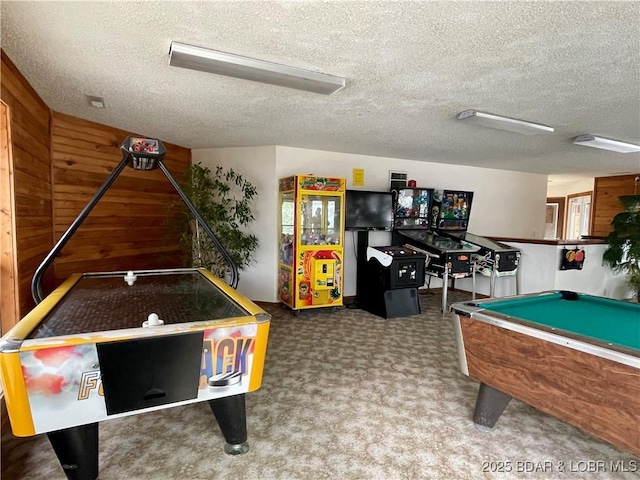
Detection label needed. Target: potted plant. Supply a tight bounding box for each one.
[177,163,259,280]
[603,195,640,301]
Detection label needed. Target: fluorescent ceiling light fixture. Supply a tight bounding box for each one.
[168,41,345,95]
[457,109,554,135]
[573,135,640,153]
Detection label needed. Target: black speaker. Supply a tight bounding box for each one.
[365,287,420,319]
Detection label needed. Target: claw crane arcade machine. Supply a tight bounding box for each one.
[278,175,346,314]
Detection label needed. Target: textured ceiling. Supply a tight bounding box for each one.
[1,1,639,184]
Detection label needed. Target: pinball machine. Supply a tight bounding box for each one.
[434,189,520,298]
[393,188,521,312]
[392,187,480,314]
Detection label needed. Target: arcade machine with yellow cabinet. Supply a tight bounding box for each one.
[278,175,345,314]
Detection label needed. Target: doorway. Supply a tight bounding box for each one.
[566,191,592,240]
[545,197,566,239]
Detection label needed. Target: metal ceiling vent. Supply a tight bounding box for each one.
[86,95,105,108]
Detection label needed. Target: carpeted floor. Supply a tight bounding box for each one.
[2,289,638,479]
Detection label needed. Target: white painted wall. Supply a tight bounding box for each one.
[455,242,556,297]
[193,145,548,302]
[192,146,277,302]
[553,244,630,299]
[275,146,548,238]
[276,146,547,298]
[455,241,630,300]
[547,178,594,198]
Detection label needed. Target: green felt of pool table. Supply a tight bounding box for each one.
[478,292,640,351]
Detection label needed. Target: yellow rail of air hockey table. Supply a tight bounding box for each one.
[0,268,271,438]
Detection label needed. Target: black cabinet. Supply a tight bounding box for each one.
[359,246,426,319]
[366,246,425,289]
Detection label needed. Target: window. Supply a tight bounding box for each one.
[566,192,592,240]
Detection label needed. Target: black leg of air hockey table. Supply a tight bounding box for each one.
[47,422,99,480]
[208,393,249,455]
[44,394,249,479]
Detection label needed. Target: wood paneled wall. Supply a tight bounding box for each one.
[1,49,192,326]
[591,174,640,236]
[51,112,191,282]
[1,102,20,336]
[0,51,53,320]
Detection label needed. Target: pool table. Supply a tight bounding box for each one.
[450,291,640,456]
[0,268,271,480]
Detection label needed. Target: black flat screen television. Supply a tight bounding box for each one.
[345,190,394,231]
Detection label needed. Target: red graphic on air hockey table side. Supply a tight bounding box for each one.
[20,344,107,434]
[22,347,79,396]
[22,346,90,398]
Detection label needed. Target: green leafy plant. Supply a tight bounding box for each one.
[179,163,259,279]
[602,195,640,300]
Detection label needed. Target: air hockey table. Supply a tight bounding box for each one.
[0,267,271,480]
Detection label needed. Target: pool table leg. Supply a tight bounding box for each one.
[208,393,249,455]
[47,422,99,480]
[473,383,512,430]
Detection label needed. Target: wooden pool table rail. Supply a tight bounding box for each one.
[452,313,640,456]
